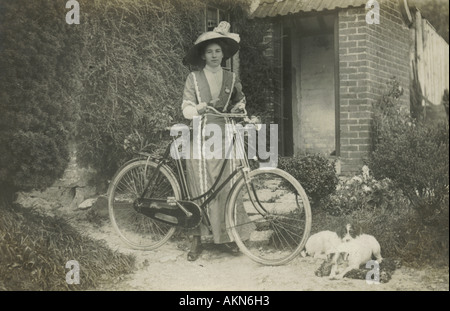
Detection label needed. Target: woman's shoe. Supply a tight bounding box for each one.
[221,242,240,256]
[187,236,202,261]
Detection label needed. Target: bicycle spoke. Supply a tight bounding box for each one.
[108,160,178,250]
[227,169,311,265]
[270,222,292,250]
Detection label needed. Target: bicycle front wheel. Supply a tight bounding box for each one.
[226,168,311,265]
[108,159,181,250]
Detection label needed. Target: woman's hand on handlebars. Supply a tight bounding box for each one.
[231,102,245,113]
[196,102,208,114]
[204,105,247,117]
[196,99,219,114]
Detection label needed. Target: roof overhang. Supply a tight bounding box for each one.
[250,0,368,19]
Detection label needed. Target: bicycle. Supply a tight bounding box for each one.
[107,107,311,265]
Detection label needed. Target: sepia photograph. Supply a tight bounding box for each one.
[0,0,448,298]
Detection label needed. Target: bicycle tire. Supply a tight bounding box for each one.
[226,168,311,265]
[108,159,181,250]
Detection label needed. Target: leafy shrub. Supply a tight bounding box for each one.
[1,0,275,194]
[0,0,81,196]
[362,78,449,265]
[0,204,135,290]
[370,79,449,226]
[278,154,338,204]
[324,165,410,216]
[74,0,273,180]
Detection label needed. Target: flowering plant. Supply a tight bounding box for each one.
[324,165,409,215]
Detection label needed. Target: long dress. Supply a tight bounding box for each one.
[181,66,254,244]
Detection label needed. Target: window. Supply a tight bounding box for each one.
[205,7,229,32]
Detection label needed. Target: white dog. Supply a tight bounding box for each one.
[329,234,383,280]
[302,231,342,259]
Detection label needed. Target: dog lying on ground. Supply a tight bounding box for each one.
[301,224,355,259]
[301,230,342,259]
[328,234,383,280]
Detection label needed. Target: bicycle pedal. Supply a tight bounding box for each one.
[166,196,177,206]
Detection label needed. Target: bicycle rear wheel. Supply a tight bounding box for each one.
[108,159,180,250]
[226,168,311,265]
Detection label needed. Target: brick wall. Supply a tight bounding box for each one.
[256,0,412,175]
[338,0,411,175]
[262,22,281,124]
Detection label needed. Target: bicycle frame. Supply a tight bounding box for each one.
[180,123,243,193]
[138,110,266,229]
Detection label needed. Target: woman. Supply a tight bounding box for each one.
[181,22,253,261]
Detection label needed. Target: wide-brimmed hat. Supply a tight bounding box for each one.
[183,21,240,66]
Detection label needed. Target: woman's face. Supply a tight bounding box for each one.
[202,43,223,68]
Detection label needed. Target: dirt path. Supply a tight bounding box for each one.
[61,209,449,292]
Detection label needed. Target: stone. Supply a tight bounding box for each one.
[249,230,273,246]
[78,198,98,210]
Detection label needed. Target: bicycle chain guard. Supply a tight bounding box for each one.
[133,198,203,229]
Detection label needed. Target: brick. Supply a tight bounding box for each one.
[340,99,350,106]
[339,21,348,29]
[340,54,358,62]
[349,137,371,144]
[340,131,359,139]
[357,92,378,100]
[358,117,372,125]
[339,41,357,48]
[340,112,349,119]
[357,78,370,86]
[349,111,371,119]
[340,28,358,36]
[357,40,368,47]
[339,151,352,159]
[348,47,366,54]
[358,131,371,139]
[348,34,366,41]
[358,105,373,112]
[340,80,358,87]
[340,93,358,99]
[341,145,359,152]
[346,105,360,112]
[348,86,368,93]
[349,73,368,80]
[350,124,371,132]
[339,138,350,146]
[358,144,372,152]
[348,99,367,106]
[340,119,358,125]
[344,151,368,159]
[339,35,349,42]
[339,15,357,23]
[340,67,358,74]
[357,53,369,61]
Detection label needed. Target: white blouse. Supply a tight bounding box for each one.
[203,65,223,101]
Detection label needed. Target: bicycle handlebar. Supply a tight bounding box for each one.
[204,106,247,118]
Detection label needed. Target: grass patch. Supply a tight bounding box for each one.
[0,204,135,291]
